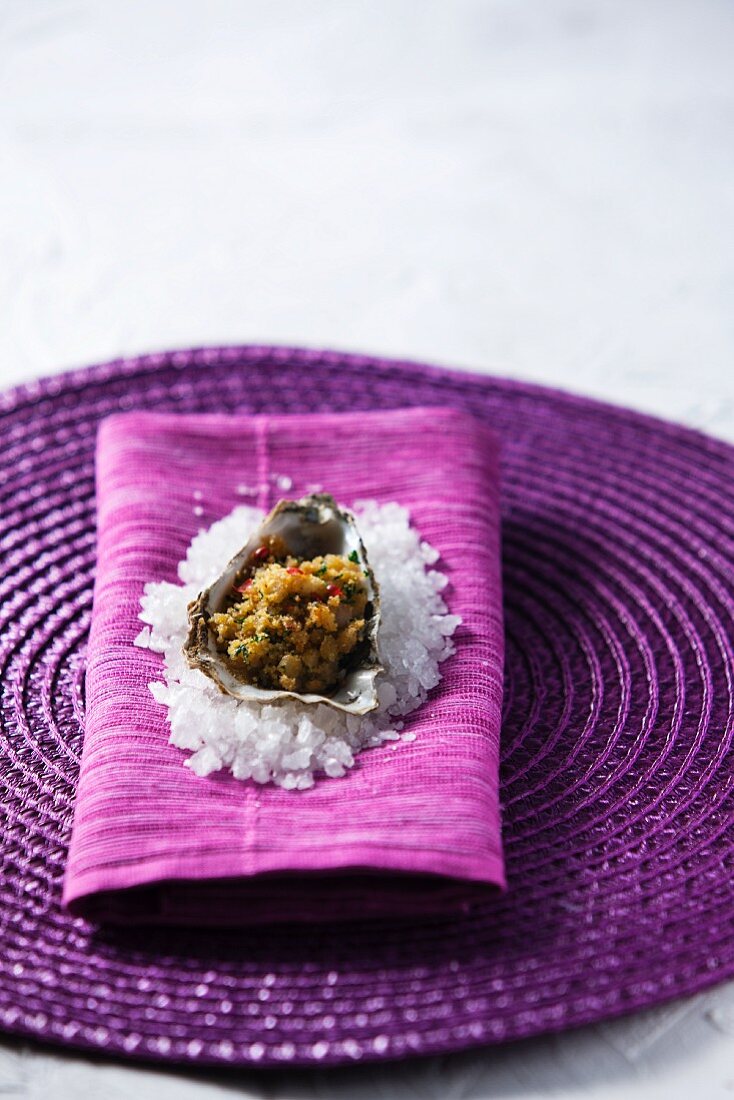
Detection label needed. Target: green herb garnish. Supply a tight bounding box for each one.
[348,550,359,563]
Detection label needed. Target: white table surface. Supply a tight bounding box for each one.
[1,1,733,1096]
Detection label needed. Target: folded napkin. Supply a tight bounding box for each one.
[63,406,505,925]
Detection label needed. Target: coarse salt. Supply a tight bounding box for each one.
[135,502,460,788]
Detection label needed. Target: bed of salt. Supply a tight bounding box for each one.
[134,501,460,789]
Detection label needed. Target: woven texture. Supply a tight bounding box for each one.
[0,345,733,1070]
[62,407,505,923]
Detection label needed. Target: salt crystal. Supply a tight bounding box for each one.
[148,681,169,704]
[186,746,222,776]
[282,747,313,770]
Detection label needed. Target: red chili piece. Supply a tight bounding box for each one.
[253,545,269,562]
[233,578,253,594]
[286,567,303,575]
[326,584,344,598]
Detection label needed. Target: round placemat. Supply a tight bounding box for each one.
[1,346,733,1069]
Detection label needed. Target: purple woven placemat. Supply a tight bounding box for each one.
[1,345,733,1069]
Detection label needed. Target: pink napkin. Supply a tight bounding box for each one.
[63,407,505,925]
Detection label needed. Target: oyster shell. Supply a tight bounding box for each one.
[183,494,382,714]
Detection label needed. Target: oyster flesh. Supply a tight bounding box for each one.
[183,494,382,714]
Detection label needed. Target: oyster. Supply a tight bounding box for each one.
[183,494,382,714]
